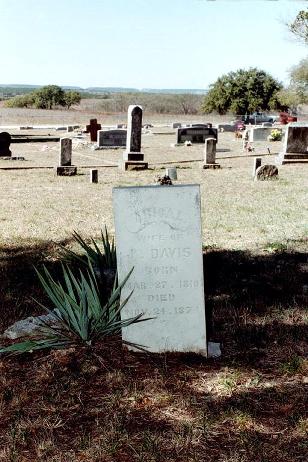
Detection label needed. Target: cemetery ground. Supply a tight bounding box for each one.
[0,108,307,462]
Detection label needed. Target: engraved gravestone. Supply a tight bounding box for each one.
[276,123,308,165]
[125,105,143,155]
[59,138,72,166]
[248,127,273,142]
[121,105,148,170]
[97,129,127,148]
[113,184,207,354]
[203,137,220,169]
[177,127,218,144]
[0,132,12,157]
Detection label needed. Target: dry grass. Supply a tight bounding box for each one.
[0,107,307,461]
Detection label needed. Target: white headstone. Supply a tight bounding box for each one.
[113,184,207,354]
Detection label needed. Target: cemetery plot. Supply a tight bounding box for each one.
[113,184,207,354]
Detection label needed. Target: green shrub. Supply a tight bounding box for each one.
[0,263,149,355]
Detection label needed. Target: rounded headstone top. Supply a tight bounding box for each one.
[255,164,278,180]
[0,131,11,142]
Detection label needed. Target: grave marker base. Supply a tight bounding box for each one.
[119,160,148,171]
[123,152,145,161]
[202,163,221,169]
[0,156,25,161]
[276,152,308,165]
[55,166,77,176]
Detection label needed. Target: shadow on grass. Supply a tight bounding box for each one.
[203,239,307,350]
[0,239,73,331]
[0,237,306,461]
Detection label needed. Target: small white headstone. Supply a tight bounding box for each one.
[113,185,207,355]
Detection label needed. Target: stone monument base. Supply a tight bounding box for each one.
[55,166,77,176]
[119,160,148,171]
[276,152,308,165]
[202,163,221,169]
[0,156,25,161]
[123,152,145,161]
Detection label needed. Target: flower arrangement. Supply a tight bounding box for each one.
[268,129,282,141]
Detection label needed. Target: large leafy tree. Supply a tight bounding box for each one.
[276,58,308,111]
[202,68,282,115]
[64,90,81,109]
[34,85,66,109]
[288,9,308,45]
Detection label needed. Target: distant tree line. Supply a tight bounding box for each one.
[4,85,81,110]
[90,92,203,114]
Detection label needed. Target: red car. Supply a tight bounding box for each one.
[279,112,297,124]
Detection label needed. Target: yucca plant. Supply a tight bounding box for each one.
[61,227,116,274]
[0,263,149,355]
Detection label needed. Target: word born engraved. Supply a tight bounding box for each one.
[145,265,178,275]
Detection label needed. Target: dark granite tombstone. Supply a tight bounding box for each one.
[127,105,142,153]
[120,105,148,170]
[86,119,101,142]
[0,132,12,157]
[177,127,218,144]
[98,129,127,148]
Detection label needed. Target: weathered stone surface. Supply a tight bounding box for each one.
[277,123,308,164]
[97,129,127,148]
[177,127,218,144]
[121,105,146,170]
[112,184,207,354]
[252,157,262,177]
[204,137,216,164]
[86,119,101,142]
[126,105,143,153]
[203,137,220,168]
[90,169,98,183]
[59,138,72,166]
[248,127,273,142]
[55,166,77,176]
[166,167,177,180]
[1,312,59,340]
[284,123,308,153]
[255,164,278,180]
[119,160,148,171]
[0,132,12,157]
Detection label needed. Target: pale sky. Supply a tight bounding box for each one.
[0,0,307,89]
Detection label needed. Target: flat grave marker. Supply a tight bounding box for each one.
[113,184,207,354]
[97,129,127,148]
[177,126,218,144]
